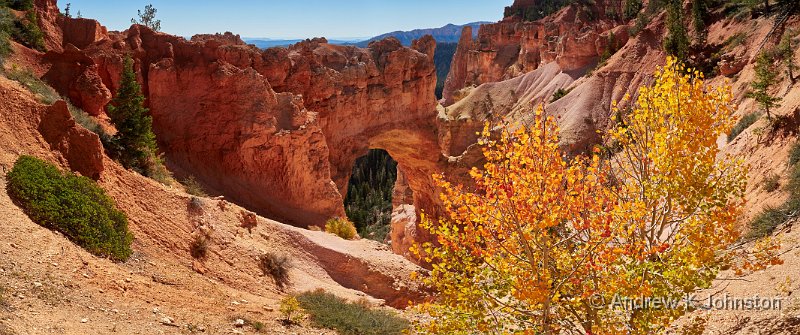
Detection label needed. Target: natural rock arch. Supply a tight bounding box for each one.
[40,15,449,255]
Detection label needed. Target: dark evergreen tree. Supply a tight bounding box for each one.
[623,0,643,20]
[107,56,159,174]
[778,31,797,83]
[692,0,708,44]
[748,50,782,119]
[664,0,689,60]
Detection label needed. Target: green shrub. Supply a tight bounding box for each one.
[7,0,34,11]
[785,163,800,196]
[746,163,800,240]
[789,142,800,166]
[12,10,45,52]
[181,176,206,197]
[325,217,357,240]
[259,252,291,290]
[251,321,265,331]
[0,7,12,62]
[297,290,408,335]
[727,113,760,142]
[623,0,642,20]
[66,101,111,141]
[723,32,748,50]
[5,66,59,103]
[550,87,573,102]
[746,207,787,240]
[6,156,133,261]
[763,174,780,192]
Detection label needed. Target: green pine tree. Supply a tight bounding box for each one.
[107,56,159,174]
[623,0,643,20]
[692,0,707,44]
[748,50,782,119]
[664,0,689,60]
[778,31,797,84]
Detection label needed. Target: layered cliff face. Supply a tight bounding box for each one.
[35,0,442,243]
[443,3,627,106]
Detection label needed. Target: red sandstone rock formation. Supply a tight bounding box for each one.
[443,3,627,106]
[36,1,443,237]
[37,100,104,179]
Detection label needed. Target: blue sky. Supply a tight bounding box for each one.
[61,1,510,39]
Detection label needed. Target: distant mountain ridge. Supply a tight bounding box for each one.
[355,22,487,47]
[243,22,487,49]
[242,38,365,49]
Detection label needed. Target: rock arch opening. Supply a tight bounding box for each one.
[343,149,399,242]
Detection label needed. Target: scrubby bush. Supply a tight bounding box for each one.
[5,66,59,103]
[747,207,788,240]
[550,87,573,102]
[259,252,291,290]
[727,113,760,142]
[66,101,108,138]
[187,196,204,214]
[723,32,748,50]
[746,154,800,240]
[325,217,357,240]
[181,176,206,197]
[0,6,13,62]
[789,142,800,166]
[763,174,781,192]
[297,290,408,335]
[6,156,133,261]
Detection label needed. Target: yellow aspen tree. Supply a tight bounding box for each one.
[605,56,746,332]
[413,57,747,334]
[413,108,628,334]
